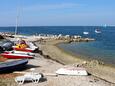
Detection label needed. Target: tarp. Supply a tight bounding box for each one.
[0,39,14,51]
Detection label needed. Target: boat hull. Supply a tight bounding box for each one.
[4,51,35,56]
[0,59,28,73]
[95,29,101,33]
[13,47,33,52]
[12,42,39,53]
[83,32,89,35]
[1,53,34,59]
[56,67,88,76]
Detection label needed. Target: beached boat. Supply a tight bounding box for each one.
[95,29,101,33]
[13,12,39,53]
[0,51,34,59]
[13,41,39,53]
[83,32,89,35]
[13,46,37,52]
[0,59,28,73]
[0,39,14,51]
[56,67,88,75]
[4,51,35,56]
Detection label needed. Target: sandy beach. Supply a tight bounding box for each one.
[0,39,115,86]
[37,39,115,84]
[0,51,113,86]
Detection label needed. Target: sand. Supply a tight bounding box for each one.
[16,53,114,86]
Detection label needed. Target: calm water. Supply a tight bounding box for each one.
[0,26,115,65]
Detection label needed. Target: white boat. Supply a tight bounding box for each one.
[13,41,39,53]
[5,51,35,56]
[95,29,101,33]
[56,67,88,76]
[1,51,34,59]
[83,32,89,35]
[26,42,38,50]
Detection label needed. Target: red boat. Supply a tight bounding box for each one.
[1,52,34,59]
[13,46,34,52]
[12,42,38,52]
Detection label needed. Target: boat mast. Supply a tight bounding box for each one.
[15,3,20,36]
[15,14,18,36]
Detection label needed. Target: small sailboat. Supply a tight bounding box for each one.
[83,32,89,35]
[95,29,101,33]
[103,24,107,28]
[13,41,38,53]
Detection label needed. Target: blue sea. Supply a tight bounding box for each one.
[0,26,115,65]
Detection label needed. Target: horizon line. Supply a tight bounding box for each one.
[0,25,114,27]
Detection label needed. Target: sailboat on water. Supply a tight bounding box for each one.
[95,29,101,33]
[103,24,107,28]
[83,32,89,35]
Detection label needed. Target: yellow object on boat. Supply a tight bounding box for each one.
[16,44,28,49]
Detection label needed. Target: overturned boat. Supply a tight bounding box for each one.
[0,59,28,73]
[56,66,88,76]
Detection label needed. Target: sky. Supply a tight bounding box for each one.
[0,0,115,26]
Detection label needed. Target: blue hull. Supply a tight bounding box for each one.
[0,59,28,73]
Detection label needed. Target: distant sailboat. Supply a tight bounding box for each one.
[104,24,107,28]
[83,32,89,35]
[95,29,101,33]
